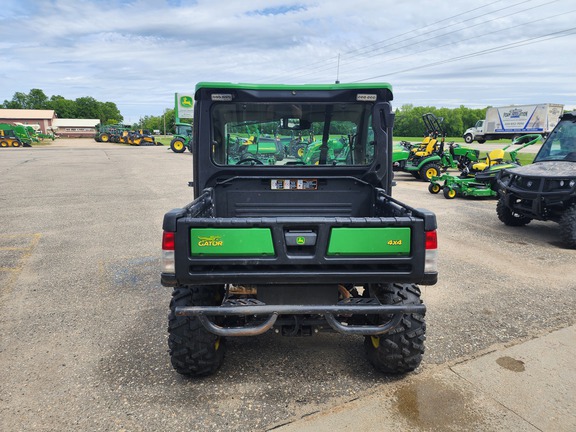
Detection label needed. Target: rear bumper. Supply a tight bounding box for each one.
[175,297,426,337]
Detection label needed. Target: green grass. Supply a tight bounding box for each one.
[152,136,173,146]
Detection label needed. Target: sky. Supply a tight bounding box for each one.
[0,0,575,123]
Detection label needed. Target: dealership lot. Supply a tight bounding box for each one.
[0,140,574,431]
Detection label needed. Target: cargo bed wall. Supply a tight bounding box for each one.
[211,176,376,218]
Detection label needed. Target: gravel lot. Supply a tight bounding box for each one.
[0,139,574,431]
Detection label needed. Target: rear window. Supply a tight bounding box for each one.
[210,102,375,166]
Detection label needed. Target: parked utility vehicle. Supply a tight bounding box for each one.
[161,82,438,376]
[496,112,576,248]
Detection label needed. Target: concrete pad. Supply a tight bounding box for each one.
[451,326,576,432]
[272,326,575,431]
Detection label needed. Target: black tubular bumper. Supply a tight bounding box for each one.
[175,297,426,337]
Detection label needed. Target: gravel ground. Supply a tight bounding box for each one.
[0,139,574,431]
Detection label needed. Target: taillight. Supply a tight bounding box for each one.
[424,230,438,273]
[162,231,175,274]
[162,231,175,250]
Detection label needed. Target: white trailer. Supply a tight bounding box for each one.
[463,103,564,143]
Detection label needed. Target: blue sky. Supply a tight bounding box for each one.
[0,0,574,123]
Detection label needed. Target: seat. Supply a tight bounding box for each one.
[413,138,438,157]
[472,148,505,171]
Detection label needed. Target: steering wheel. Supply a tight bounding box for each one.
[236,157,264,165]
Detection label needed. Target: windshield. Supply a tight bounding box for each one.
[210,102,374,166]
[535,118,576,162]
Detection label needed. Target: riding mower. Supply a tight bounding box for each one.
[402,113,478,181]
[428,134,542,199]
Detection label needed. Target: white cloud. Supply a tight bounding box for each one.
[1,0,574,121]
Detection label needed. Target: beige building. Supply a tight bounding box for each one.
[0,109,100,138]
[0,109,56,134]
[53,118,100,138]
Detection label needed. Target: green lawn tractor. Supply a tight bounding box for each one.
[402,113,478,181]
[428,134,541,199]
[170,122,193,153]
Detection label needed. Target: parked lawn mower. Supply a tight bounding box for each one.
[428,134,542,199]
[402,113,478,181]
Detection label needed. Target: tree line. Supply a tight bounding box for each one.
[394,104,486,137]
[1,89,123,125]
[2,89,487,137]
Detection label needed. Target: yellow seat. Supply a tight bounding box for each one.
[472,148,505,171]
[413,138,438,157]
[410,137,430,154]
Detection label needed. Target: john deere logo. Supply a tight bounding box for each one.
[296,236,306,245]
[180,96,193,108]
[197,235,223,247]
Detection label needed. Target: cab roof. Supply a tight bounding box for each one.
[195,82,393,92]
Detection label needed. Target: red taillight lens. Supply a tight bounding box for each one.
[425,230,437,250]
[162,231,175,250]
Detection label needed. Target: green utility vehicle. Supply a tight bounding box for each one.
[161,82,438,377]
[496,113,576,248]
[170,122,193,153]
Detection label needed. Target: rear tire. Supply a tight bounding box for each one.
[496,197,532,226]
[364,283,426,374]
[419,163,441,181]
[168,285,226,376]
[559,204,576,249]
[170,138,186,153]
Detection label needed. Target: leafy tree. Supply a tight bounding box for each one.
[74,96,101,119]
[139,109,185,134]
[48,95,76,118]
[99,101,122,124]
[27,89,49,109]
[1,88,49,109]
